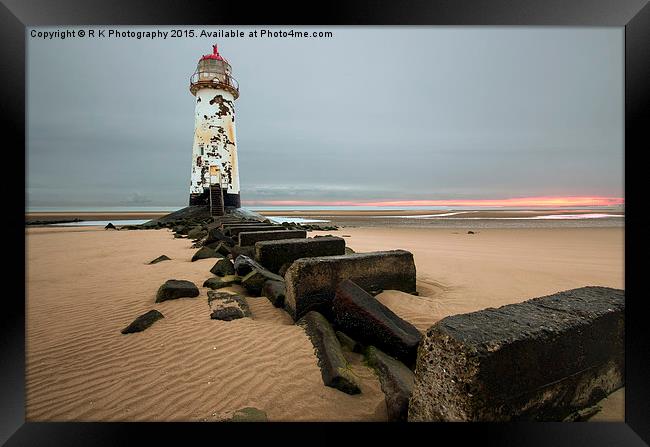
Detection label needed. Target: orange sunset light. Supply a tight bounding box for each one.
[243,196,624,208]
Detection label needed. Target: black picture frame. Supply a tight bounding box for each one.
[3,0,648,445]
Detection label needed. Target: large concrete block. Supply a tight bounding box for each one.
[284,250,417,320]
[254,237,346,274]
[333,279,422,366]
[408,286,625,422]
[226,225,284,238]
[220,222,266,230]
[239,229,307,246]
[297,311,361,395]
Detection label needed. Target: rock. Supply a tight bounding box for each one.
[203,275,240,290]
[233,255,266,276]
[208,291,251,321]
[333,279,422,366]
[155,279,200,303]
[173,233,186,239]
[121,309,164,334]
[213,241,232,256]
[365,346,414,421]
[173,225,189,235]
[278,263,291,278]
[230,407,268,422]
[148,255,171,264]
[105,222,117,230]
[191,246,222,262]
[187,226,207,240]
[210,258,236,277]
[344,247,355,254]
[230,245,255,260]
[254,237,346,274]
[204,227,227,244]
[408,286,625,422]
[297,311,361,395]
[241,268,283,296]
[205,237,236,249]
[467,230,475,234]
[239,229,307,247]
[262,280,286,307]
[336,331,363,353]
[284,250,417,321]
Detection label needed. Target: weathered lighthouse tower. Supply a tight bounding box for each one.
[188,44,241,214]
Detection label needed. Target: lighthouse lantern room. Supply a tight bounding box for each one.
[188,44,241,214]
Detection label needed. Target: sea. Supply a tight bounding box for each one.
[27,205,625,228]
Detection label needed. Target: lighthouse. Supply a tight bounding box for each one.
[188,45,241,213]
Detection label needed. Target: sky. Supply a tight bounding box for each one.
[27,27,624,208]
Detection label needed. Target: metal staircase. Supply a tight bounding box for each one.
[209,184,225,216]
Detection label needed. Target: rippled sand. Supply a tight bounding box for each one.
[25,225,624,421]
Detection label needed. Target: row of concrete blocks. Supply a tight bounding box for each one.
[216,221,625,422]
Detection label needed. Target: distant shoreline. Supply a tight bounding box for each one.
[25,208,624,222]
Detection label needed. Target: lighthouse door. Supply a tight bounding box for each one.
[209,165,221,186]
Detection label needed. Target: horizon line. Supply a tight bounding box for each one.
[241,196,625,208]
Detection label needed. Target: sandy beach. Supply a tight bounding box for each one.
[25,222,624,421]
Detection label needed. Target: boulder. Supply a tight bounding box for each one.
[105,222,117,230]
[208,291,251,321]
[187,226,207,240]
[203,275,240,290]
[148,255,171,264]
[336,331,363,353]
[365,346,414,421]
[233,255,266,276]
[173,225,189,235]
[230,245,255,260]
[191,246,222,262]
[262,280,286,307]
[278,263,291,277]
[155,279,200,303]
[121,309,164,334]
[241,268,284,296]
[333,279,422,366]
[210,258,236,277]
[284,250,417,320]
[205,237,236,249]
[239,229,307,247]
[408,286,625,422]
[297,311,361,395]
[204,227,227,244]
[213,241,233,256]
[254,237,346,274]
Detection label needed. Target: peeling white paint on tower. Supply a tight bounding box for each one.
[188,45,241,208]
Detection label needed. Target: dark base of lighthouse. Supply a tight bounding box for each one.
[189,189,241,209]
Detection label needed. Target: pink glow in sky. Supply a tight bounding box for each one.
[243,196,624,208]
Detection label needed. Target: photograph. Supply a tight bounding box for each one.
[22,25,628,424]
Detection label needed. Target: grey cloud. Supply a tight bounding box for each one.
[27,27,623,207]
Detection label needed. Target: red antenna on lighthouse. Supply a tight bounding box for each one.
[201,44,225,61]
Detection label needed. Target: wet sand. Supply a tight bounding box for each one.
[25,225,624,421]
